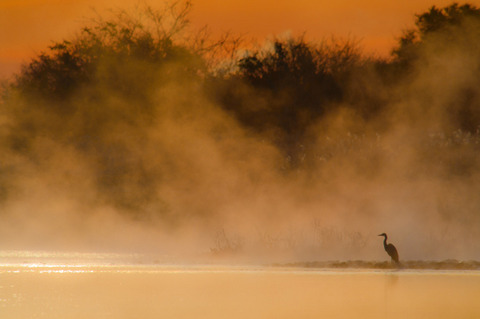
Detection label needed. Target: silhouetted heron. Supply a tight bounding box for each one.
[378,233,399,264]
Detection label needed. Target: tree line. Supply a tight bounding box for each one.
[2,2,480,218]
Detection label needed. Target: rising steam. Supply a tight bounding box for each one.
[0,1,480,263]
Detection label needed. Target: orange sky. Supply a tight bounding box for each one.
[2,0,480,79]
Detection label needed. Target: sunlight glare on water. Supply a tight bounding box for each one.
[1,251,480,319]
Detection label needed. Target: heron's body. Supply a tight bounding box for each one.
[378,233,399,264]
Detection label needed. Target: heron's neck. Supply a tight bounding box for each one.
[383,236,388,248]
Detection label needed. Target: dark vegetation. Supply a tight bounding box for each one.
[276,259,480,270]
[2,1,480,226]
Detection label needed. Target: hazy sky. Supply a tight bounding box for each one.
[1,0,480,79]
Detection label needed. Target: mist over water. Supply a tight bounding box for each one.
[1,2,480,263]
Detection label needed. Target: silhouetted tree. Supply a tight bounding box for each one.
[12,1,202,103]
[393,3,480,65]
[1,1,208,215]
[213,37,362,166]
[391,3,480,132]
[3,0,480,222]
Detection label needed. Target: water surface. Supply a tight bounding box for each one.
[1,252,479,319]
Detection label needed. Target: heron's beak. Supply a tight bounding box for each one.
[377,234,383,236]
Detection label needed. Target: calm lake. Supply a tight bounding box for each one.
[1,252,479,319]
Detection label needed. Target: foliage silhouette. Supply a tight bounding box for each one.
[392,3,480,68]
[391,3,480,132]
[2,2,480,224]
[211,37,363,166]
[2,1,208,217]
